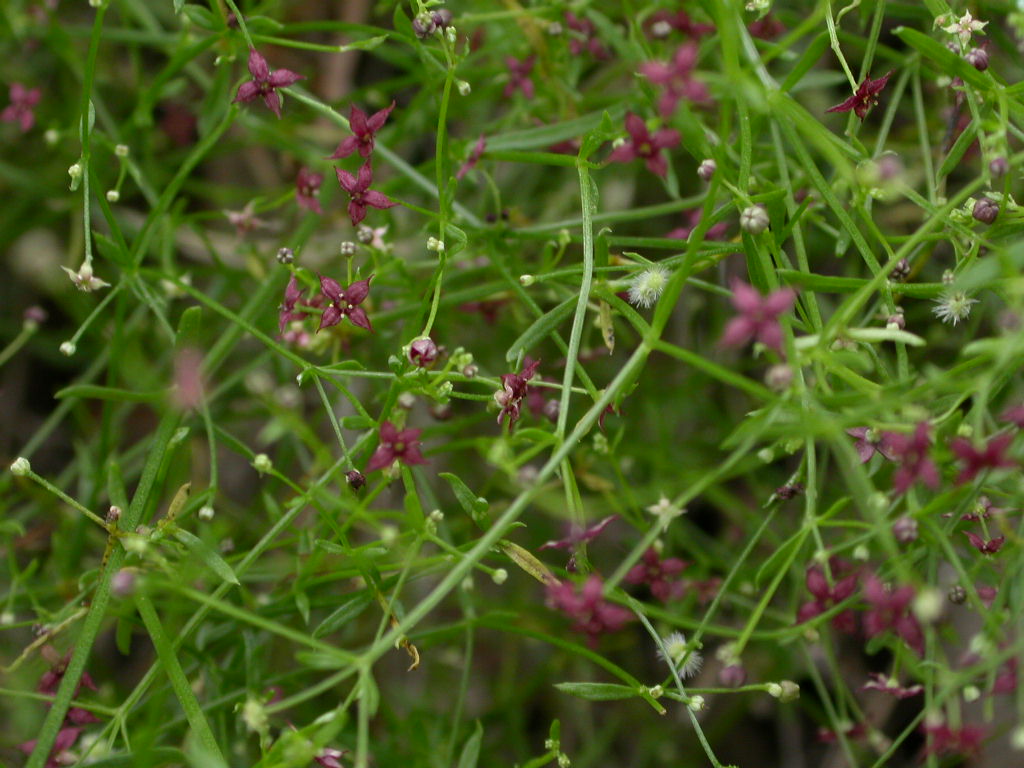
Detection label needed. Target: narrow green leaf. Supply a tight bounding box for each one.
[755,528,809,589]
[313,591,373,638]
[439,472,489,527]
[938,122,978,179]
[554,682,640,701]
[456,721,484,768]
[506,297,575,362]
[339,34,388,52]
[498,540,557,585]
[173,529,240,585]
[54,384,166,402]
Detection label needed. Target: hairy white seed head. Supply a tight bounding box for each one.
[627,265,670,308]
[657,632,703,678]
[932,291,978,326]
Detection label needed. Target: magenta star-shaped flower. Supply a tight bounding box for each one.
[949,433,1016,485]
[862,673,923,699]
[278,275,308,333]
[335,161,396,226]
[825,71,893,120]
[456,134,486,180]
[719,279,797,353]
[540,515,618,552]
[295,167,323,214]
[494,358,542,429]
[545,574,633,647]
[317,274,373,332]
[624,548,687,602]
[862,572,924,655]
[846,427,897,463]
[2,82,41,132]
[964,530,1005,555]
[366,421,427,472]
[504,56,536,99]
[883,422,940,494]
[796,562,858,633]
[564,11,610,59]
[639,43,711,117]
[607,112,680,178]
[645,10,714,40]
[328,101,395,160]
[232,48,304,119]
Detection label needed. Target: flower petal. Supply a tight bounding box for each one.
[345,276,373,305]
[347,306,373,332]
[269,69,304,88]
[319,275,344,303]
[363,189,396,210]
[247,48,270,81]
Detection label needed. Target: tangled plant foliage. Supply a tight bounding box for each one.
[3,1,1024,767]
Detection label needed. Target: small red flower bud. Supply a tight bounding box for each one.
[973,197,999,224]
[407,337,439,367]
[965,47,988,71]
[346,470,366,490]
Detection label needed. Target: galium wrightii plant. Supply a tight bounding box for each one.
[2,1,1024,766]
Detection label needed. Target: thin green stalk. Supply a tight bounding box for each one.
[134,595,226,765]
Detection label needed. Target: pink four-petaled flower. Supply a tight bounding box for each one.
[607,112,680,178]
[295,167,323,214]
[862,572,924,655]
[825,71,894,120]
[796,562,858,633]
[949,433,1015,485]
[318,275,373,332]
[232,48,304,119]
[329,102,395,160]
[624,548,687,602]
[545,574,633,647]
[494,358,541,429]
[2,82,41,132]
[719,279,797,353]
[366,421,427,472]
[504,56,536,99]
[335,162,396,226]
[884,422,939,495]
[639,43,711,117]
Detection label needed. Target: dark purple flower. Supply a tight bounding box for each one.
[846,427,897,463]
[314,747,347,768]
[950,433,1015,484]
[366,421,427,472]
[748,14,786,40]
[1001,403,1024,428]
[639,43,711,117]
[624,548,687,602]
[719,279,796,353]
[345,469,366,490]
[2,82,41,132]
[295,167,323,214]
[884,422,940,494]
[825,71,893,120]
[920,722,986,760]
[317,274,373,332]
[797,563,858,633]
[972,197,999,224]
[994,658,1018,695]
[504,56,535,99]
[20,726,83,768]
[456,135,486,180]
[964,530,1005,555]
[329,102,395,160]
[335,162,396,226]
[278,275,308,333]
[494,358,541,429]
[232,48,304,119]
[545,574,632,647]
[564,11,610,59]
[862,673,923,698]
[862,573,924,655]
[539,515,617,570]
[645,10,714,40]
[607,112,680,178]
